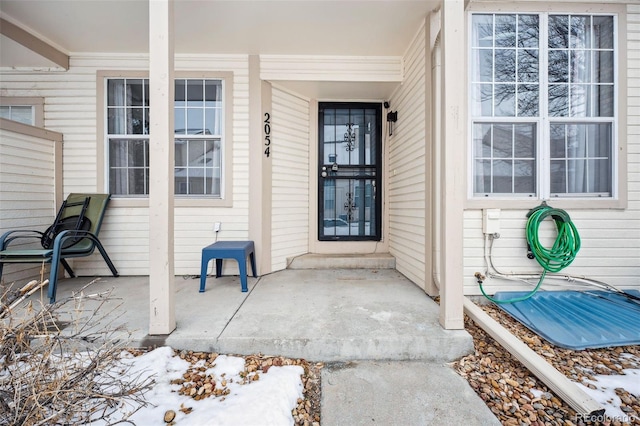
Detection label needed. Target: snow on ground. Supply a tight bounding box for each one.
[575,368,640,423]
[96,346,304,426]
[100,347,639,425]
[514,367,639,423]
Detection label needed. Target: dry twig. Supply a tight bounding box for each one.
[0,280,155,426]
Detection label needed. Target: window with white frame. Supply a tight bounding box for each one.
[106,78,223,197]
[470,13,615,198]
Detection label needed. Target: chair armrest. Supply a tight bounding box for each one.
[0,230,45,250]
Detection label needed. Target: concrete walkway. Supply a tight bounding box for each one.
[14,268,500,425]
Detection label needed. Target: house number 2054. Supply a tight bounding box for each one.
[264,112,271,158]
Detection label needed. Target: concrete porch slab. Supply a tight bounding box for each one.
[5,269,472,363]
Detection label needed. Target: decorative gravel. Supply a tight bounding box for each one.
[454,301,640,426]
[169,350,323,426]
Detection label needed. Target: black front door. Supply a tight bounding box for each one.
[318,102,382,241]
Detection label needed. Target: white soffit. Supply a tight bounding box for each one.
[0,0,438,57]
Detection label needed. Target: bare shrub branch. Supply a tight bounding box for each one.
[0,280,155,426]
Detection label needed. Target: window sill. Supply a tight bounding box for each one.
[465,197,627,211]
[109,197,233,209]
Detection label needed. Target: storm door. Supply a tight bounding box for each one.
[318,103,382,241]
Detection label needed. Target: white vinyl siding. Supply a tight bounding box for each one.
[0,127,58,283]
[463,4,640,294]
[0,54,250,277]
[270,87,310,271]
[260,55,403,83]
[387,22,427,289]
[463,207,640,294]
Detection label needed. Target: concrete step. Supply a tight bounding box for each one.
[213,269,474,363]
[287,253,395,270]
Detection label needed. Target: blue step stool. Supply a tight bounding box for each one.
[200,241,257,292]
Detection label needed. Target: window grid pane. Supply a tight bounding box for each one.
[473,122,536,196]
[471,13,540,118]
[108,139,149,196]
[548,14,615,118]
[549,123,612,196]
[107,78,150,136]
[174,79,222,136]
[174,139,222,196]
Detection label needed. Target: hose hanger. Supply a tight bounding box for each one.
[480,202,581,304]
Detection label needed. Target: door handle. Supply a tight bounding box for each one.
[320,163,338,178]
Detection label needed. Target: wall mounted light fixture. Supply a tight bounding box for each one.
[384,101,398,136]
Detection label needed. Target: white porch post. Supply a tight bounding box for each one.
[248,55,273,275]
[148,0,176,335]
[439,0,465,329]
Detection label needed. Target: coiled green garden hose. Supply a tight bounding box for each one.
[480,203,581,304]
[527,205,581,273]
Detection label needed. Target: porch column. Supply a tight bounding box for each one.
[439,0,465,329]
[248,55,273,275]
[148,0,176,335]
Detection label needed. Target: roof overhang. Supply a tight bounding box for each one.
[0,0,441,99]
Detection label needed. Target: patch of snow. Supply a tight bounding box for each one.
[92,346,304,426]
[575,369,640,422]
